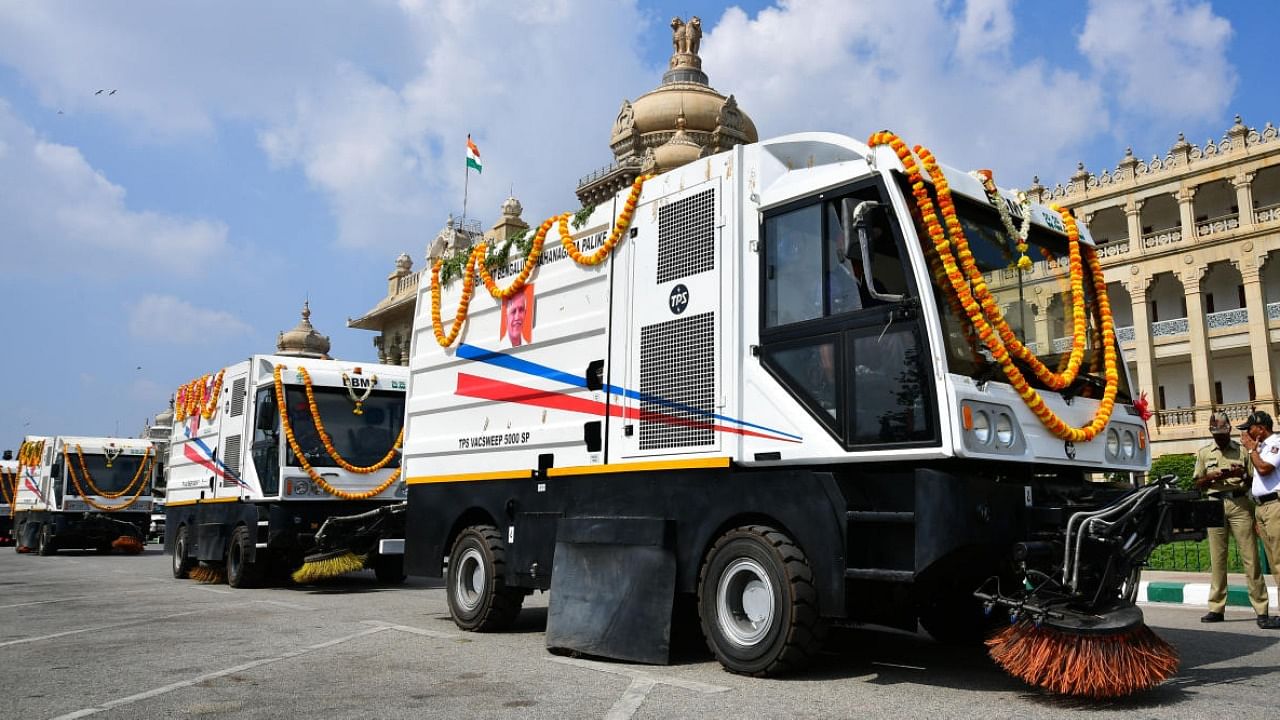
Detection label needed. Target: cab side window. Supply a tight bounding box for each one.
[764,204,823,327]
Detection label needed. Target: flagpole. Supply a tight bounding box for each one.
[462,156,470,224]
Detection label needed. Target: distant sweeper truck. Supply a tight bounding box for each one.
[163,355,408,587]
[1,450,18,545]
[12,435,153,554]
[396,130,1216,698]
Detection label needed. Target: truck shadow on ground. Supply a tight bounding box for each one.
[290,572,443,594]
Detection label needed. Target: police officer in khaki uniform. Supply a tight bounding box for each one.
[1194,411,1277,627]
[1240,409,1280,629]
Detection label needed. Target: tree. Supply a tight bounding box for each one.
[1149,452,1197,491]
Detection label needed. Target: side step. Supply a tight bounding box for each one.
[845,568,915,582]
[845,511,915,583]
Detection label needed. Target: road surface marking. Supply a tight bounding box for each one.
[47,626,390,720]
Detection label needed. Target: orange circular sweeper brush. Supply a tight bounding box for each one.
[985,605,1178,698]
[112,535,145,554]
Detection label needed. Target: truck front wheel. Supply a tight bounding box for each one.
[698,525,826,676]
[446,525,522,631]
[226,525,262,588]
[172,525,193,579]
[37,524,56,556]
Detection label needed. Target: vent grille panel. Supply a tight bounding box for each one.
[230,378,246,417]
[222,435,241,487]
[657,189,715,283]
[639,312,715,450]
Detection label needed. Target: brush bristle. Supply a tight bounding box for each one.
[292,551,366,584]
[15,545,32,554]
[987,620,1178,698]
[189,564,227,584]
[112,536,145,554]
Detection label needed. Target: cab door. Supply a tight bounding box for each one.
[759,179,940,450]
[213,369,251,497]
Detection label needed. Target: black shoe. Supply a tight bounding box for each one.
[1257,616,1280,629]
[1201,611,1225,623]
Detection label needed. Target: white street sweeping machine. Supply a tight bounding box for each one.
[1,450,18,546]
[163,355,409,587]
[12,435,154,554]
[395,130,1218,697]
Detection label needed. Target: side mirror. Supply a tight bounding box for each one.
[839,198,905,304]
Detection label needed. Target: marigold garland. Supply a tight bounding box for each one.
[71,445,153,499]
[174,371,223,422]
[18,440,44,467]
[63,445,153,512]
[273,364,403,501]
[1,467,17,512]
[430,174,651,347]
[868,130,1118,442]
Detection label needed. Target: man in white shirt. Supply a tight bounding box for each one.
[1239,409,1280,629]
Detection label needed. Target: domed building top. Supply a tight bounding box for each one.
[276,301,332,359]
[501,195,523,219]
[577,15,759,205]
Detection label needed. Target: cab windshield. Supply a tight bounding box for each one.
[64,452,151,496]
[906,178,1133,404]
[282,386,404,468]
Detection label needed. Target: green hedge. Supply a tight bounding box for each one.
[1150,452,1197,491]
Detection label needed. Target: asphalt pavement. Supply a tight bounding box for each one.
[2,549,1278,720]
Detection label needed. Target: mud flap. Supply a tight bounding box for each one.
[546,517,675,665]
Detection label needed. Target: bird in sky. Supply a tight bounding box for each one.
[95,89,103,95]
[109,89,117,95]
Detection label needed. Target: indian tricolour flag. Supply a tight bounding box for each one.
[466,135,482,174]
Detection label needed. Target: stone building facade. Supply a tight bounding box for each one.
[1032,116,1280,455]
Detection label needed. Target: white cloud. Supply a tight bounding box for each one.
[128,294,252,345]
[1079,0,1235,121]
[701,1,1108,184]
[0,101,229,276]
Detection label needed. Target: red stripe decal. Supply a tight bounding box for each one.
[455,373,799,443]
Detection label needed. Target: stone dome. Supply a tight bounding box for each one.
[501,195,523,218]
[648,113,703,173]
[276,301,332,359]
[578,15,758,205]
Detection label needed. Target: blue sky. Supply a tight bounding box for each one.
[0,0,1273,447]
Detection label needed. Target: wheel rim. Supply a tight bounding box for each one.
[716,558,776,646]
[174,535,185,573]
[453,547,485,613]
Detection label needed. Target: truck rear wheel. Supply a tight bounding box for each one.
[698,525,826,676]
[37,524,56,556]
[446,525,523,631]
[226,525,262,588]
[172,525,193,579]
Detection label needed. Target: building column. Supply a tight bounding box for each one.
[1181,265,1213,422]
[1242,263,1275,403]
[1177,186,1198,243]
[1234,171,1256,230]
[1125,198,1145,255]
[1123,272,1157,411]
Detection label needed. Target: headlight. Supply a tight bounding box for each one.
[1105,428,1120,458]
[1121,430,1136,459]
[293,479,311,496]
[972,410,991,445]
[994,412,1014,447]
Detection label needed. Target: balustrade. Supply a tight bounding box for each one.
[1151,317,1189,337]
[1256,203,1280,224]
[1095,239,1131,258]
[1155,408,1197,427]
[1142,228,1182,249]
[1195,212,1239,238]
[1269,301,1280,321]
[1206,307,1248,330]
[1116,325,1135,343]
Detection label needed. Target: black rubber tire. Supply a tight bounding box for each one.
[373,554,406,585]
[172,525,194,579]
[226,525,262,589]
[96,542,113,555]
[36,524,56,556]
[446,525,523,631]
[698,525,826,677]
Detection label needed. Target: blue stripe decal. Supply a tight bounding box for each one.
[183,424,250,490]
[456,343,802,441]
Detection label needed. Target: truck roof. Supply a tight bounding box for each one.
[754,132,1095,245]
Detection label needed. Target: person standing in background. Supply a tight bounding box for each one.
[1240,410,1280,629]
[1194,412,1274,626]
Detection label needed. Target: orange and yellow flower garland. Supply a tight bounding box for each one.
[18,439,44,467]
[272,364,403,501]
[69,445,153,499]
[174,370,224,422]
[1,467,17,513]
[868,130,1118,442]
[430,174,650,348]
[63,445,153,512]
